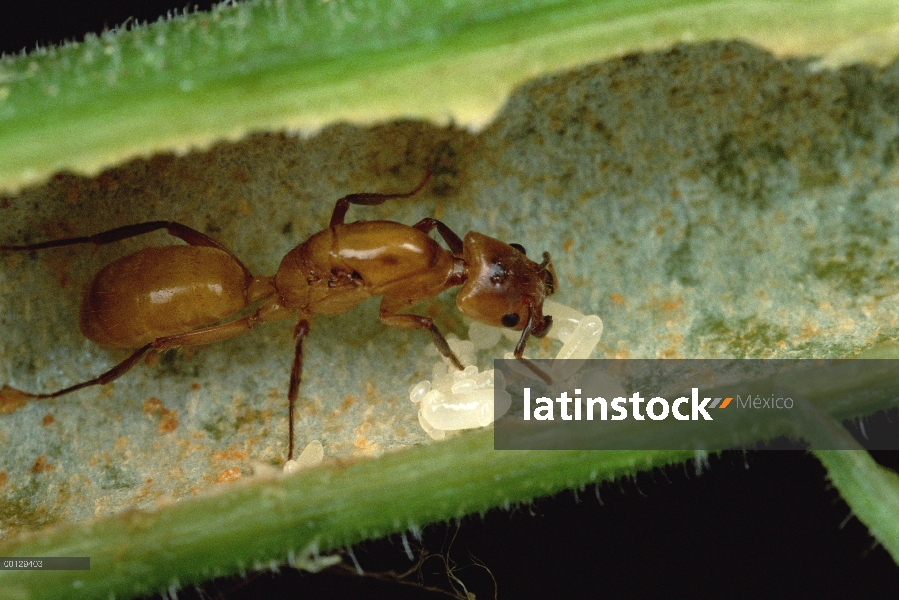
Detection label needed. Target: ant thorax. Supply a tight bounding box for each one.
[410,300,604,439]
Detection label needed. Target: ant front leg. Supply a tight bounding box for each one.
[412,218,464,255]
[329,172,431,227]
[378,299,464,371]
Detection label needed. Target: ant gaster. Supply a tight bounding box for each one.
[0,174,555,460]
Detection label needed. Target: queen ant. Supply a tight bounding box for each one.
[0,173,555,460]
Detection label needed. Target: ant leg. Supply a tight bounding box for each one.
[1,221,253,282]
[1,344,154,405]
[512,304,553,385]
[378,307,464,371]
[2,297,291,408]
[286,319,310,461]
[150,296,291,351]
[412,218,463,255]
[329,172,431,227]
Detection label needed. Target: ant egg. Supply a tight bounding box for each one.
[473,368,496,389]
[555,314,603,360]
[282,439,324,474]
[409,381,430,404]
[450,378,477,394]
[421,389,443,406]
[453,365,478,381]
[418,408,446,440]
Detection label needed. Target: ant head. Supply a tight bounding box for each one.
[456,232,556,355]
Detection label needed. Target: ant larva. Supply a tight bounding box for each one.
[0,173,555,461]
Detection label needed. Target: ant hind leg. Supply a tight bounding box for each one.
[1,296,291,413]
[1,221,254,281]
[0,344,154,410]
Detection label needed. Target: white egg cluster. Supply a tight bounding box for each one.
[411,300,604,439]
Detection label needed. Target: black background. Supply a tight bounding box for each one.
[4,3,899,598]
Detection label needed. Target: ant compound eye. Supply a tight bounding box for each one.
[509,243,526,255]
[501,313,520,328]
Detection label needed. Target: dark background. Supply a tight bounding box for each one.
[4,3,899,598]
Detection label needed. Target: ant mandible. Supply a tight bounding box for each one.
[0,173,555,460]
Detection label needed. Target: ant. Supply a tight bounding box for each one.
[0,173,555,461]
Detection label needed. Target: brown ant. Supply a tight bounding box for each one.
[0,174,555,460]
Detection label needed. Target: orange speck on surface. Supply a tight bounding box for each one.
[216,467,242,484]
[237,199,253,216]
[143,397,177,432]
[341,396,355,411]
[158,409,178,434]
[0,471,6,487]
[0,386,28,413]
[145,478,153,484]
[212,448,250,461]
[562,238,574,252]
[42,413,55,426]
[114,437,129,452]
[190,382,202,390]
[610,293,625,306]
[143,352,161,368]
[143,397,164,414]
[354,436,371,449]
[31,456,53,473]
[613,348,630,359]
[661,298,683,311]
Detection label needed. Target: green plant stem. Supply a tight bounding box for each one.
[3,354,899,598]
[0,430,693,599]
[2,0,898,192]
[797,397,899,563]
